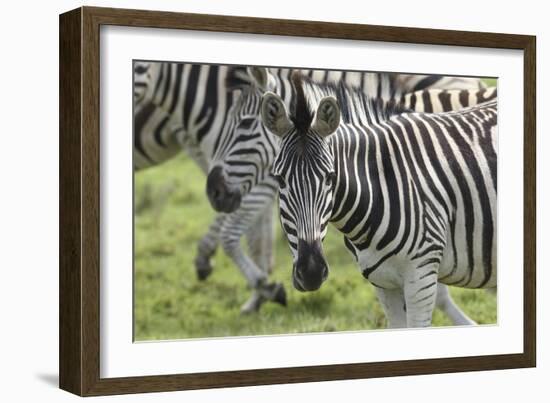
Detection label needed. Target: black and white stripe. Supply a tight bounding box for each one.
[394,74,487,93]
[400,86,497,113]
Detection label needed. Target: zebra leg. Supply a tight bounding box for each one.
[261,208,275,274]
[403,267,440,328]
[240,213,269,313]
[435,283,476,326]
[245,216,267,272]
[220,197,286,314]
[246,203,275,275]
[375,288,407,329]
[241,203,277,312]
[221,224,286,313]
[194,214,225,281]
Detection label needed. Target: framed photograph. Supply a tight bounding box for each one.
[59,6,536,396]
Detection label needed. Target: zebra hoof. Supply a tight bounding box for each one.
[272,283,287,307]
[194,257,213,281]
[259,282,287,307]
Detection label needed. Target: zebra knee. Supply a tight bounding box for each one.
[197,234,217,256]
[219,232,241,257]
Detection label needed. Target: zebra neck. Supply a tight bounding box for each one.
[328,125,373,239]
[327,122,420,250]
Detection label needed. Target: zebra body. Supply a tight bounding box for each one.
[262,75,497,327]
[334,105,498,291]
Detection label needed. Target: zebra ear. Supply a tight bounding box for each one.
[261,92,292,138]
[312,96,341,138]
[247,66,275,91]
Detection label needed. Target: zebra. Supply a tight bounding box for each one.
[261,73,497,328]
[133,62,286,313]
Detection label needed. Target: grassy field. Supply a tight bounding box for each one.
[134,154,497,341]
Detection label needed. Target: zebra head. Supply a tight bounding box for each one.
[261,76,341,292]
[206,66,279,213]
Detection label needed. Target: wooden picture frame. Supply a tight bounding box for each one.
[59,6,536,396]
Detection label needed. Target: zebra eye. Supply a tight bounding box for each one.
[274,175,286,189]
[325,173,336,187]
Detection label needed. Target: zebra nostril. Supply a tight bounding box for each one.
[212,183,231,205]
[294,266,306,285]
[207,167,225,199]
[212,188,220,201]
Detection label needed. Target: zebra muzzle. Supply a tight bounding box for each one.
[293,239,329,292]
[206,166,242,213]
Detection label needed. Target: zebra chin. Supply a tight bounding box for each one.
[292,239,329,292]
[206,166,242,213]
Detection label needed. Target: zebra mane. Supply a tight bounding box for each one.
[290,71,409,132]
[336,83,410,126]
[290,71,315,135]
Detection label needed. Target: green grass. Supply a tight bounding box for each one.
[134,154,496,341]
[484,78,498,87]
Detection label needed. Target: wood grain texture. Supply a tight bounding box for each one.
[81,6,102,396]
[86,6,531,49]
[58,6,537,396]
[523,37,537,366]
[59,7,83,396]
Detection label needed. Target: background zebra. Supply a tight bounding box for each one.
[401,87,497,113]
[262,74,497,327]
[394,74,486,93]
[133,62,286,313]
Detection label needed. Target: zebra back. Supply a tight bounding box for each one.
[395,74,487,93]
[400,87,497,113]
